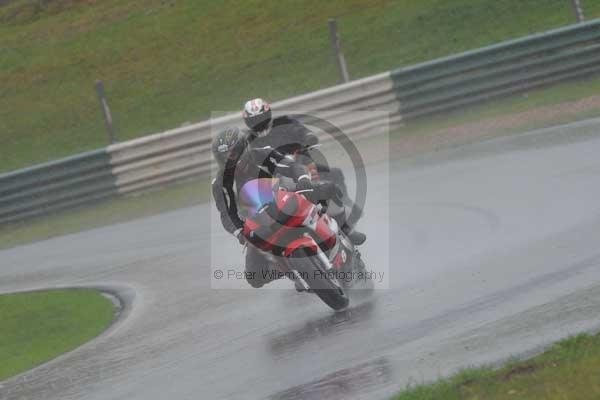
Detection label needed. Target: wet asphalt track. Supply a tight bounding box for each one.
[2,118,600,399]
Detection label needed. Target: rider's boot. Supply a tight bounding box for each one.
[341,223,367,246]
[328,201,366,246]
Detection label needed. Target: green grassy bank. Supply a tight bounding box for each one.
[2,0,600,172]
[393,332,600,400]
[0,289,116,381]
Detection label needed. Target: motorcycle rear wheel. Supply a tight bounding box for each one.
[288,249,349,311]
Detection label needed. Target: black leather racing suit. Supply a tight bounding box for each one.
[254,116,351,201]
[251,116,318,165]
[212,144,309,288]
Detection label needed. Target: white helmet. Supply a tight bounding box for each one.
[242,98,272,133]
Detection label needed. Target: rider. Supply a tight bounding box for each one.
[242,98,319,178]
[212,127,334,288]
[241,98,366,245]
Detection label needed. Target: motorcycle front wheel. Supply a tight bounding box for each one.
[288,249,349,311]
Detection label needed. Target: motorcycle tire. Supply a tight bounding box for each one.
[288,248,349,311]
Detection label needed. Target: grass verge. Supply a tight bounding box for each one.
[393,331,600,400]
[0,289,116,381]
[2,0,600,172]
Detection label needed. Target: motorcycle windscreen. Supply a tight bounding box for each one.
[238,178,278,217]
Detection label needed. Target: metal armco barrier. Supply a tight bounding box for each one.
[2,19,600,225]
[0,149,116,224]
[391,20,600,118]
[105,71,400,197]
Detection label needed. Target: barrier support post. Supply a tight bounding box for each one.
[328,18,350,83]
[95,80,117,144]
[571,0,585,23]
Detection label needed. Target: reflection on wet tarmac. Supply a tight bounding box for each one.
[268,298,377,356]
[269,357,392,400]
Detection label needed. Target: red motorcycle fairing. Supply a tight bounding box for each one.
[243,190,337,255]
[283,237,319,257]
[274,190,312,227]
[314,213,337,250]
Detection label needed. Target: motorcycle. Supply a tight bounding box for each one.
[239,177,369,311]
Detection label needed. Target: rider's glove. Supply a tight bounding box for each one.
[233,228,246,245]
[312,181,344,206]
[295,175,313,193]
[327,182,344,207]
